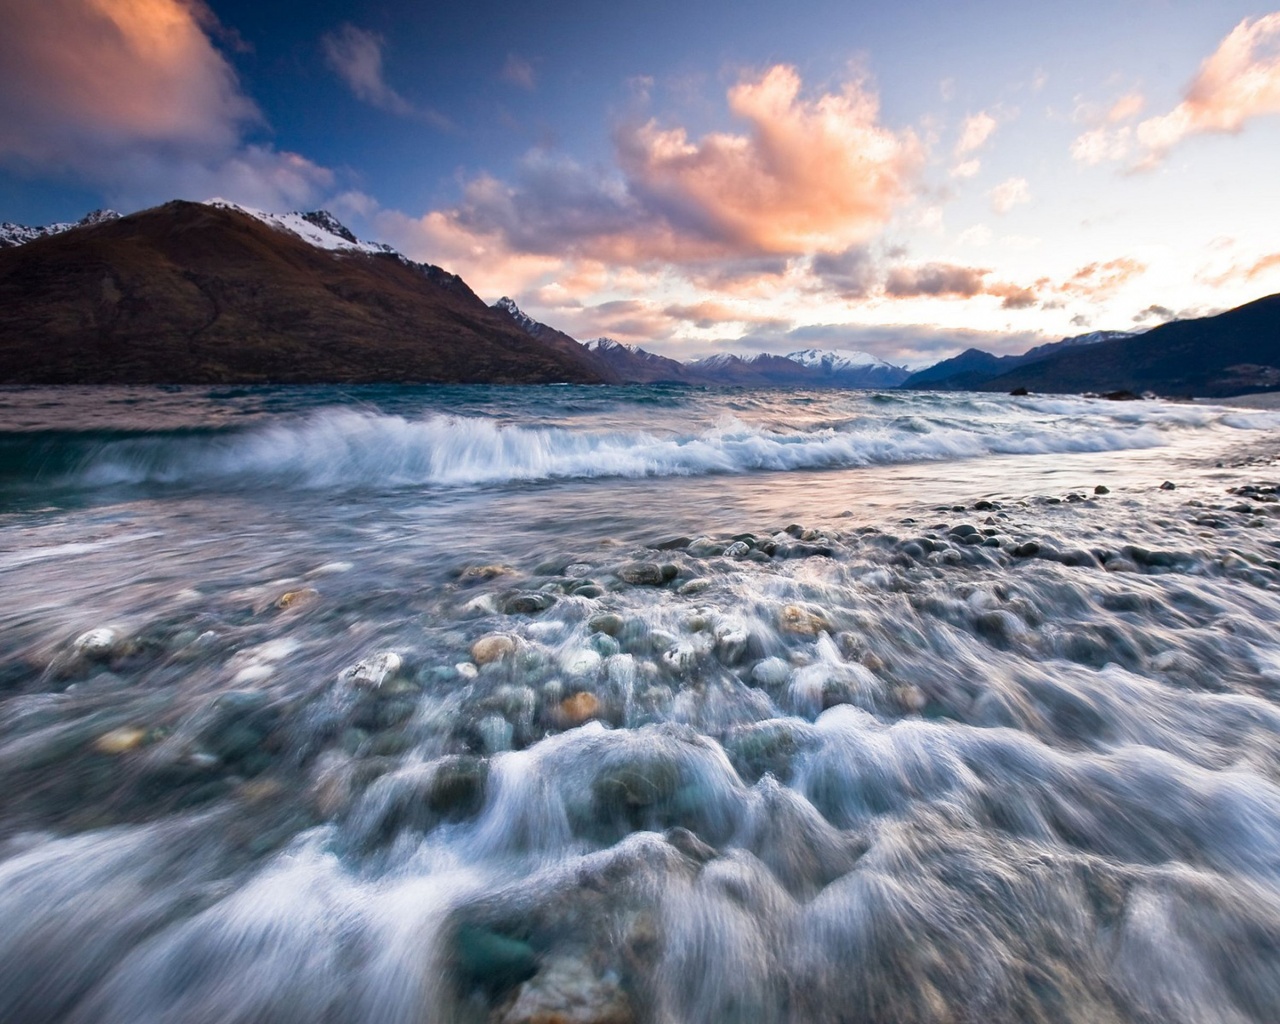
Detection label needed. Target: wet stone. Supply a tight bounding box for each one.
[503,592,556,615]
[588,613,625,637]
[453,925,538,998]
[616,562,666,586]
[472,633,519,666]
[496,954,634,1024]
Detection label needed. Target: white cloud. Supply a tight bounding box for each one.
[989,177,1030,214]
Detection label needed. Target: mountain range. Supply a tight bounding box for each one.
[0,201,1277,395]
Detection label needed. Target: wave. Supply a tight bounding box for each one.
[5,401,1253,494]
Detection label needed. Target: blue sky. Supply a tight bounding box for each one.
[1,0,1278,364]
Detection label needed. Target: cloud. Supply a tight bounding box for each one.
[955,111,997,156]
[950,159,981,179]
[382,65,922,285]
[322,24,419,118]
[1073,14,1280,168]
[885,262,988,298]
[662,300,789,330]
[811,246,878,299]
[989,177,1030,214]
[0,0,258,164]
[502,54,536,90]
[1133,304,1176,323]
[1107,92,1145,122]
[0,0,336,210]
[614,64,922,255]
[1058,257,1146,298]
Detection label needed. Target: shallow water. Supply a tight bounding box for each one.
[3,385,1280,1023]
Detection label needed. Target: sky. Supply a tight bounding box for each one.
[1,1,1279,366]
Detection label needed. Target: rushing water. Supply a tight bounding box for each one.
[3,384,1280,1023]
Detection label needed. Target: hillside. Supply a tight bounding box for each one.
[0,202,610,385]
[977,294,1280,397]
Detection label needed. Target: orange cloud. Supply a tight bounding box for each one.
[1073,14,1280,168]
[616,64,922,255]
[0,0,335,209]
[0,0,257,159]
[1058,257,1146,298]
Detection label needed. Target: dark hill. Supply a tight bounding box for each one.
[979,293,1280,397]
[0,201,610,385]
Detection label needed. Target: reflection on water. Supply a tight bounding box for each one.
[2,386,1280,1022]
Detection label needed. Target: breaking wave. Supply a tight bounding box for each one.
[6,400,1276,493]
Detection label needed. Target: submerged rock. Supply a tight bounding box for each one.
[73,627,123,661]
[779,604,831,637]
[472,633,519,666]
[615,562,666,586]
[496,955,633,1024]
[342,651,403,689]
[560,691,602,725]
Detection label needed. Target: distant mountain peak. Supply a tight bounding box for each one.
[0,208,120,249]
[785,347,897,372]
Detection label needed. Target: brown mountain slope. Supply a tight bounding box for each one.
[0,201,609,385]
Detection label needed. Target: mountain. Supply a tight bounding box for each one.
[785,348,910,387]
[0,202,610,385]
[583,338,695,383]
[0,208,120,249]
[489,298,623,383]
[976,293,1280,397]
[900,330,1138,390]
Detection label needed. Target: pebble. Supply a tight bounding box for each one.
[563,648,604,676]
[1094,485,1110,495]
[560,691,602,725]
[750,657,791,688]
[685,537,724,558]
[93,727,148,755]
[471,633,519,666]
[344,652,403,689]
[588,613,625,636]
[779,604,831,636]
[723,541,751,558]
[1160,481,1177,490]
[615,562,666,586]
[455,662,479,680]
[497,955,633,1024]
[275,588,319,610]
[73,627,120,660]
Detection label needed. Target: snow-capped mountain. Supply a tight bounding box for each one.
[202,200,395,256]
[0,209,120,249]
[785,348,896,372]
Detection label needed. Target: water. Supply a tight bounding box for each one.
[2,384,1280,1023]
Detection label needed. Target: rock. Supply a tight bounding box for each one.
[497,955,633,1024]
[1009,386,1029,396]
[661,641,702,676]
[93,726,149,754]
[456,662,479,680]
[73,627,121,661]
[723,541,751,558]
[616,562,665,586]
[1094,485,1110,495]
[676,578,712,596]
[560,691,602,725]
[563,649,604,676]
[750,657,791,688]
[343,651,403,689]
[472,633,519,666]
[1012,540,1041,558]
[779,604,830,636]
[1160,481,1177,490]
[588,633,621,658]
[458,564,516,582]
[1102,390,1142,401]
[275,588,319,610]
[685,537,724,558]
[588,613,625,637]
[504,592,556,615]
[454,925,538,997]
[564,563,594,578]
[714,623,750,665]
